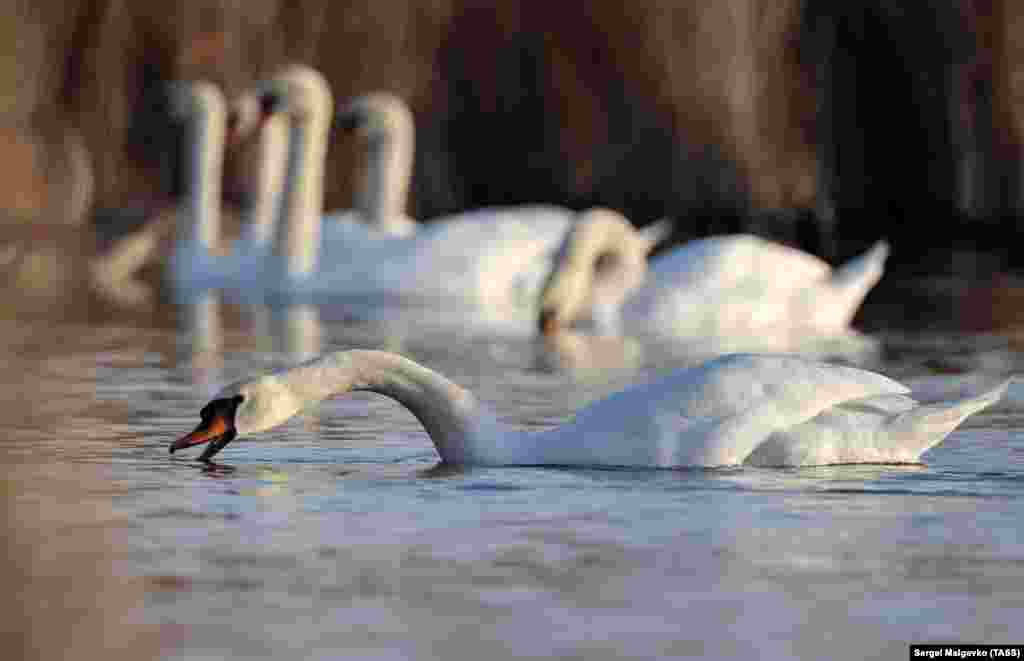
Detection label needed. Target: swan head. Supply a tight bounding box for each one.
[167,80,226,123]
[336,92,414,143]
[170,374,304,461]
[259,64,333,124]
[538,208,650,336]
[227,91,272,144]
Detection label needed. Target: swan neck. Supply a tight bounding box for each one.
[348,351,482,463]
[356,124,414,234]
[184,103,226,250]
[574,214,635,268]
[277,113,329,278]
[246,114,289,250]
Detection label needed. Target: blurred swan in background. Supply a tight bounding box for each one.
[230,90,291,259]
[259,66,663,324]
[170,350,1007,467]
[89,81,250,296]
[113,80,291,298]
[163,80,249,292]
[330,91,418,237]
[538,209,889,349]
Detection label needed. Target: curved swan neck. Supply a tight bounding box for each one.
[246,114,289,249]
[277,105,330,278]
[285,351,485,463]
[355,109,415,235]
[183,89,227,251]
[569,210,643,270]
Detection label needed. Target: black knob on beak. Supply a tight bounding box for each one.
[259,91,285,116]
[336,109,362,132]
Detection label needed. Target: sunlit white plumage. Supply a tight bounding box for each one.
[172,351,1007,467]
[539,210,889,346]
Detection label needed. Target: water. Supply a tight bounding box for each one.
[2,297,1024,660]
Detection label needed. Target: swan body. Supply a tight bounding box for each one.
[171,351,1007,467]
[303,204,575,314]
[539,210,889,343]
[258,67,594,317]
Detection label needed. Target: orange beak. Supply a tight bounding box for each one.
[170,413,229,453]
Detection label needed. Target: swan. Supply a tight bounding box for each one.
[119,80,287,295]
[162,80,234,290]
[257,66,663,322]
[329,91,418,236]
[169,350,1008,467]
[538,209,889,344]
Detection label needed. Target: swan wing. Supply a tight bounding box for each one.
[629,236,863,338]
[744,379,1009,466]
[549,354,908,468]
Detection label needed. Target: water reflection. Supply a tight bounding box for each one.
[180,291,222,385]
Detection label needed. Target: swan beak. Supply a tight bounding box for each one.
[170,413,236,462]
[336,109,361,132]
[538,307,561,336]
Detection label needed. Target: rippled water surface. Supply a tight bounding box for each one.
[3,297,1024,660]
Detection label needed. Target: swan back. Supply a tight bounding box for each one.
[627,236,886,339]
[547,354,909,467]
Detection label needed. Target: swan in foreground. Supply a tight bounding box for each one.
[538,210,889,344]
[258,66,667,320]
[170,350,1007,467]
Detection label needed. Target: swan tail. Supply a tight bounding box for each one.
[638,217,674,254]
[887,379,1010,453]
[827,239,889,326]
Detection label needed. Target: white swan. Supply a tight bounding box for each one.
[150,81,290,295]
[258,66,635,322]
[230,90,291,256]
[169,350,1007,467]
[79,81,236,302]
[164,80,232,290]
[330,91,418,236]
[538,209,889,344]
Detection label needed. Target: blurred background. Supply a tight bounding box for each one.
[2,0,1024,327]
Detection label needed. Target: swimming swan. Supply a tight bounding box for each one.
[170,351,1007,467]
[538,210,889,342]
